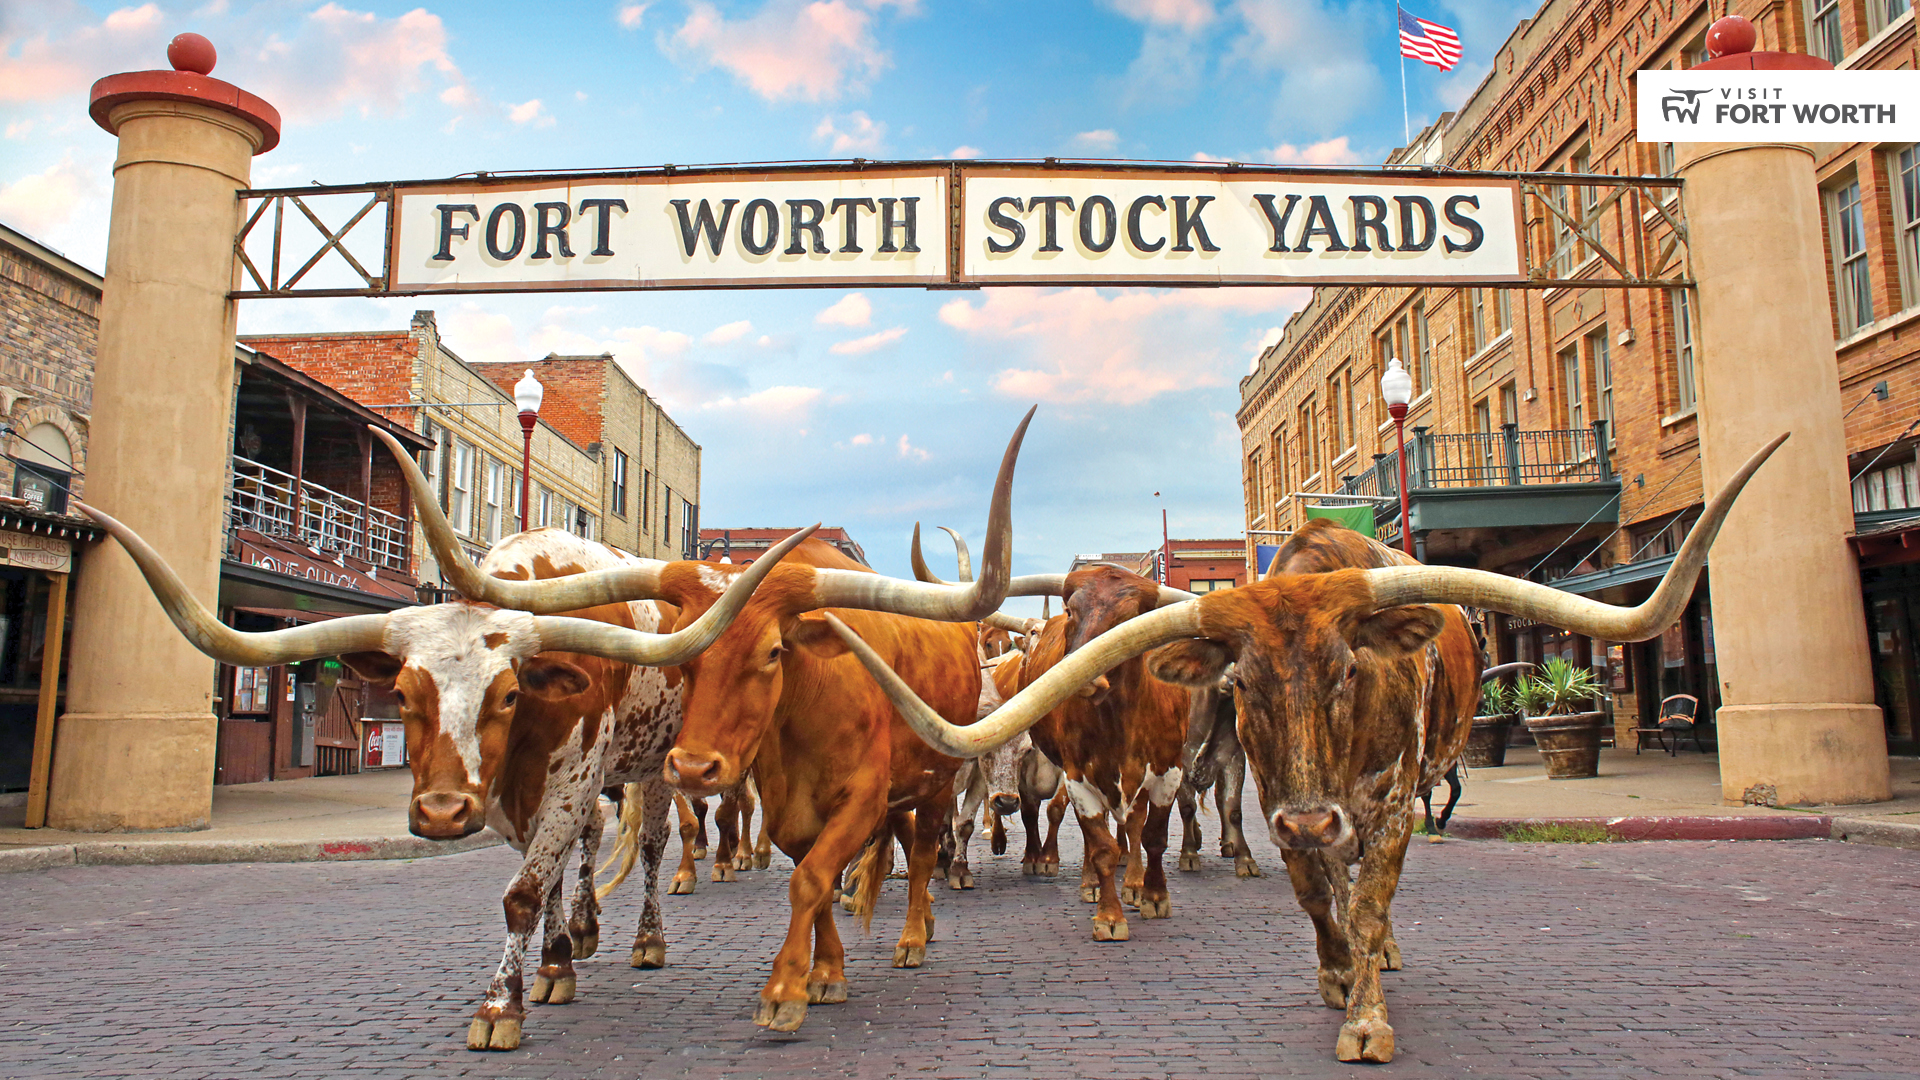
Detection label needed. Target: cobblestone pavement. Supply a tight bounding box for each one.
[3,800,1917,1080]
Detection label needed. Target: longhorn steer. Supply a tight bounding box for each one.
[1176,668,1260,878]
[827,433,1784,1063]
[945,649,1029,889]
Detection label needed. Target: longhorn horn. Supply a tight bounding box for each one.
[1004,571,1193,608]
[804,407,1033,620]
[1362,432,1788,640]
[907,523,973,585]
[77,502,391,666]
[823,602,1203,758]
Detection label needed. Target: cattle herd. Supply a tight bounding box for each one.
[78,411,1786,1065]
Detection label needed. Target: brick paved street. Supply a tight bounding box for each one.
[3,802,1918,1080]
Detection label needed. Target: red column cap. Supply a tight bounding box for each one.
[90,65,281,154]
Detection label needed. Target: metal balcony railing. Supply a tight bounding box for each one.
[230,456,409,572]
[1335,422,1613,504]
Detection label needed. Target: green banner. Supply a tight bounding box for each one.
[1306,503,1376,538]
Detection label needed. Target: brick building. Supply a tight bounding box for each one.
[1070,538,1246,592]
[698,526,868,566]
[1237,0,1920,749]
[471,355,702,561]
[244,312,609,587]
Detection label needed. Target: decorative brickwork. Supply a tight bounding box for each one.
[0,227,97,504]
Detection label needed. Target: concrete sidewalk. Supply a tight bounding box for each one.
[2,748,1917,873]
[0,767,502,873]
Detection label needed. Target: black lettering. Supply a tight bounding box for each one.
[740,199,778,256]
[1878,104,1896,123]
[578,198,627,256]
[1443,195,1485,253]
[878,197,920,253]
[786,199,829,255]
[1349,195,1392,252]
[1170,195,1220,252]
[985,197,1026,253]
[669,198,736,257]
[484,203,526,261]
[433,204,479,261]
[531,202,574,259]
[1252,194,1300,252]
[1794,103,1819,122]
[1079,195,1117,252]
[830,197,876,252]
[1296,195,1348,252]
[1028,196,1075,252]
[1127,195,1166,253]
[1394,196,1435,252]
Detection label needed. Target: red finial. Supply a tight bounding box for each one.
[167,33,217,75]
[1705,16,1757,58]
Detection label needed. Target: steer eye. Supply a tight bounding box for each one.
[502,689,519,709]
[1344,662,1360,684]
[393,689,408,709]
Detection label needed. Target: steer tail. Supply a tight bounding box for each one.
[854,831,890,935]
[594,783,646,903]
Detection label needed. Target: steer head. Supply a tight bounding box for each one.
[1060,565,1167,700]
[1150,575,1458,851]
[1179,665,1237,790]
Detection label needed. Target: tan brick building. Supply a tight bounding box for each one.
[471,355,701,561]
[1237,0,1920,749]
[1,223,96,509]
[697,526,868,566]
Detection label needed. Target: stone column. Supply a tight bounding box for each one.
[47,36,280,831]
[1675,29,1889,807]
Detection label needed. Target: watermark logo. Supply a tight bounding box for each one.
[1661,89,1707,124]
[1638,70,1920,141]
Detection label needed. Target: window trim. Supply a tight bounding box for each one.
[612,447,630,518]
[1894,143,1920,313]
[1827,175,1874,337]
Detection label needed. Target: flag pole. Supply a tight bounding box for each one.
[1398,4,1411,146]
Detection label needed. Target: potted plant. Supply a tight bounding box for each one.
[1465,680,1519,767]
[1522,656,1610,779]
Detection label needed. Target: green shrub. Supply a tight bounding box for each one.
[1499,821,1616,843]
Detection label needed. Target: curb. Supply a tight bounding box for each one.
[1829,816,1920,851]
[0,830,504,874]
[1444,815,1835,842]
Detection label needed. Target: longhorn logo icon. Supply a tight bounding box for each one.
[1662,88,1708,123]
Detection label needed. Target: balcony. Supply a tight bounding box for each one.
[230,456,409,572]
[1334,422,1621,549]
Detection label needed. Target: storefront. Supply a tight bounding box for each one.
[0,508,97,799]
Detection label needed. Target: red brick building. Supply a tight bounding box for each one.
[1069,538,1247,592]
[698,526,868,567]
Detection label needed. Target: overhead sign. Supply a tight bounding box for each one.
[385,164,1525,292]
[1637,70,1920,141]
[0,529,71,573]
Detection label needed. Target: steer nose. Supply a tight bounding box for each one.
[1076,675,1111,699]
[664,748,729,794]
[1269,806,1349,849]
[410,792,482,839]
[990,793,1020,816]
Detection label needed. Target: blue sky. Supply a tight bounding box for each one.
[1,0,1536,604]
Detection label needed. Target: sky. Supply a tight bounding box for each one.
[0,0,1539,608]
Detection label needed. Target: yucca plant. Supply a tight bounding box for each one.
[1512,675,1554,717]
[1477,679,1511,717]
[1528,656,1607,715]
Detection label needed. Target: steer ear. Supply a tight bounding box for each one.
[1148,639,1236,687]
[521,657,593,698]
[340,652,404,685]
[1346,605,1447,657]
[784,612,850,660]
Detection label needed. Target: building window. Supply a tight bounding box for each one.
[663,485,673,538]
[1298,398,1320,482]
[1500,382,1518,426]
[612,448,629,517]
[1271,426,1289,512]
[1413,302,1432,396]
[1494,289,1511,335]
[1807,0,1844,65]
[641,470,652,532]
[482,458,504,543]
[1188,579,1235,592]
[1828,178,1873,336]
[575,506,594,539]
[1588,328,1614,444]
[538,486,554,529]
[1854,458,1920,512]
[1870,0,1912,36]
[450,440,476,535]
[1561,343,1584,430]
[1474,399,1496,481]
[1468,289,1487,353]
[681,498,695,557]
[423,422,446,511]
[1551,147,1591,277]
[1895,145,1920,311]
[1672,289,1699,413]
[1245,449,1264,524]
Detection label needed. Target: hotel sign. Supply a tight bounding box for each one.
[386,164,1525,291]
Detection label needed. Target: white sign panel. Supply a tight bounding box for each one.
[959,169,1523,285]
[393,169,949,291]
[1637,69,1920,141]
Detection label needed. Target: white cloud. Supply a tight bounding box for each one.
[830,326,908,355]
[849,432,875,446]
[0,152,103,239]
[816,293,872,328]
[1248,325,1283,372]
[814,110,885,154]
[248,4,477,126]
[1105,0,1216,32]
[508,98,555,127]
[618,3,651,28]
[897,434,929,462]
[0,3,168,103]
[703,385,823,414]
[670,0,908,102]
[1264,136,1363,165]
[4,121,32,140]
[704,319,754,344]
[949,145,982,159]
[939,288,1306,405]
[1226,0,1380,132]
[1072,129,1120,152]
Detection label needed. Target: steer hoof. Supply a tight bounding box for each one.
[1177,851,1202,872]
[990,833,1007,855]
[1235,856,1263,879]
[467,1015,522,1052]
[1092,916,1130,941]
[712,864,736,883]
[754,851,772,869]
[732,852,753,871]
[807,979,849,1004]
[630,941,666,969]
[669,874,696,895]
[839,892,867,916]
[947,868,974,890]
[1119,884,1142,907]
[691,845,707,860]
[753,998,808,1032]
[1038,859,1060,876]
[1318,969,1350,1009]
[1079,884,1099,903]
[1380,939,1403,971]
[1138,895,1171,919]
[1219,841,1236,858]
[892,944,927,968]
[1335,1019,1395,1063]
[570,931,598,959]
[528,971,575,1005]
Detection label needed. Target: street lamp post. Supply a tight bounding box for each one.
[1380,359,1415,556]
[514,369,543,532]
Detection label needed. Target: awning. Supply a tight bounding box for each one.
[230,606,341,624]
[1545,553,1679,596]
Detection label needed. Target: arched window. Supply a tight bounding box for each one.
[12,422,72,513]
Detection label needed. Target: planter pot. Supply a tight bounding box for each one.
[1524,711,1607,779]
[1464,714,1517,767]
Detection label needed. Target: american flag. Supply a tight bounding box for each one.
[1398,8,1462,72]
